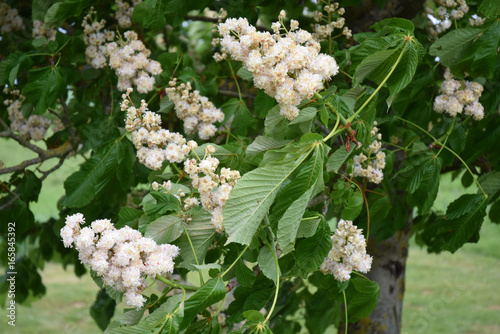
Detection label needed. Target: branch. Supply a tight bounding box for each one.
[0,140,74,176]
[0,117,46,155]
[315,120,331,135]
[37,154,68,181]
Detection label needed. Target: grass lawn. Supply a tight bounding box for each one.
[1,140,499,333]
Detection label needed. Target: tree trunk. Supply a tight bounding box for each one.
[338,223,412,334]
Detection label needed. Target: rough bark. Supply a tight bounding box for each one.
[338,220,412,334]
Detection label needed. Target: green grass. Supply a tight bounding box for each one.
[1,140,499,333]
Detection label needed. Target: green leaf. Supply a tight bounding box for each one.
[192,263,222,271]
[437,194,488,253]
[489,200,500,224]
[243,310,265,322]
[371,17,414,33]
[277,185,316,255]
[471,21,500,78]
[326,146,351,173]
[132,0,167,30]
[63,141,123,208]
[221,98,257,136]
[162,312,183,334]
[106,293,187,334]
[145,214,184,244]
[257,245,280,284]
[296,215,321,239]
[429,28,484,67]
[116,207,142,229]
[270,144,326,226]
[347,277,380,323]
[295,218,332,272]
[20,171,42,203]
[23,66,66,115]
[143,192,181,216]
[264,105,288,138]
[178,209,215,270]
[181,276,226,329]
[44,0,90,27]
[32,0,53,21]
[192,143,237,163]
[479,0,500,16]
[237,67,253,81]
[224,153,310,246]
[355,47,400,85]
[235,259,256,287]
[246,136,292,162]
[413,158,442,215]
[341,191,364,220]
[253,90,276,118]
[479,172,500,199]
[289,107,318,125]
[90,289,116,331]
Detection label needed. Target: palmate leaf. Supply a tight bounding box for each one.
[178,208,215,270]
[354,34,424,105]
[223,148,312,246]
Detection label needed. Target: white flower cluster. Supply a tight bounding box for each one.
[3,88,52,141]
[115,0,142,28]
[122,88,198,170]
[312,2,352,40]
[107,31,162,93]
[165,79,225,140]
[184,145,241,232]
[0,3,23,33]
[320,219,372,282]
[435,0,469,20]
[214,11,339,121]
[60,213,180,309]
[351,123,385,184]
[82,8,115,69]
[32,20,57,41]
[433,68,484,120]
[81,8,161,93]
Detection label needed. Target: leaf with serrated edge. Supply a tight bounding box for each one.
[145,214,184,244]
[224,152,311,246]
[258,245,280,284]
